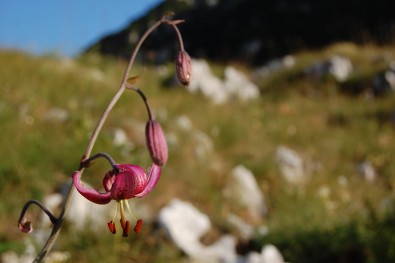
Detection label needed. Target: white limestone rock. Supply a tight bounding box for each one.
[224,165,267,221]
[158,199,238,263]
[275,145,306,185]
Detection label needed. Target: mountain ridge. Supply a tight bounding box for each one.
[86,0,395,65]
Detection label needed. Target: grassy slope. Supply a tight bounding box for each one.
[1,43,395,262]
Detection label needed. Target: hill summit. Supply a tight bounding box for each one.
[86,0,395,65]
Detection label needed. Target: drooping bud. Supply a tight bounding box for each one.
[18,219,33,233]
[146,120,168,166]
[175,50,192,86]
[107,220,116,234]
[134,219,143,233]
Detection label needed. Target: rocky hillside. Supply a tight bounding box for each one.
[86,0,395,65]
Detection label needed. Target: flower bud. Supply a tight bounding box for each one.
[146,120,168,166]
[18,219,33,233]
[176,50,192,86]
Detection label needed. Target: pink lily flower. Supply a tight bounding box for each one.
[72,162,161,237]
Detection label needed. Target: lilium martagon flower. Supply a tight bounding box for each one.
[72,153,161,237]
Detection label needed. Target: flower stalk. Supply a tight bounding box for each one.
[17,199,57,233]
[166,19,192,86]
[17,15,189,262]
[79,152,119,174]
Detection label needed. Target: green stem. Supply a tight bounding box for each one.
[131,87,154,121]
[170,22,185,51]
[33,17,169,263]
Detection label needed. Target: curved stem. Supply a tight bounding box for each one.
[132,87,154,121]
[163,19,185,51]
[33,17,171,262]
[80,152,119,174]
[18,199,57,225]
[169,21,185,51]
[84,17,166,157]
[33,183,74,263]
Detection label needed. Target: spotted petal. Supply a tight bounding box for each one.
[135,164,161,197]
[110,164,148,200]
[72,171,111,205]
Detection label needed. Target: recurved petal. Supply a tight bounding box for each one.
[135,164,161,197]
[103,171,116,192]
[72,171,112,205]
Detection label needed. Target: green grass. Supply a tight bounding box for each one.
[1,43,395,262]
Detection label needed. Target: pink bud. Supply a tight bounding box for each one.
[146,120,168,166]
[18,219,33,233]
[176,50,192,86]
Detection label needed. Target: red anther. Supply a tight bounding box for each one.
[122,220,131,237]
[107,221,116,234]
[120,218,126,229]
[134,219,143,234]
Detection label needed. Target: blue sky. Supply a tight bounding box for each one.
[0,0,163,57]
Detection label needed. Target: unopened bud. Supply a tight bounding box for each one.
[176,50,192,86]
[146,120,168,166]
[18,219,33,233]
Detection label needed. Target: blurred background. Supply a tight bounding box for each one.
[1,0,395,262]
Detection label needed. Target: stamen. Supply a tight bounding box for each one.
[112,202,119,223]
[120,200,126,229]
[107,221,116,234]
[124,200,137,220]
[134,219,143,234]
[122,220,131,237]
[120,201,125,218]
